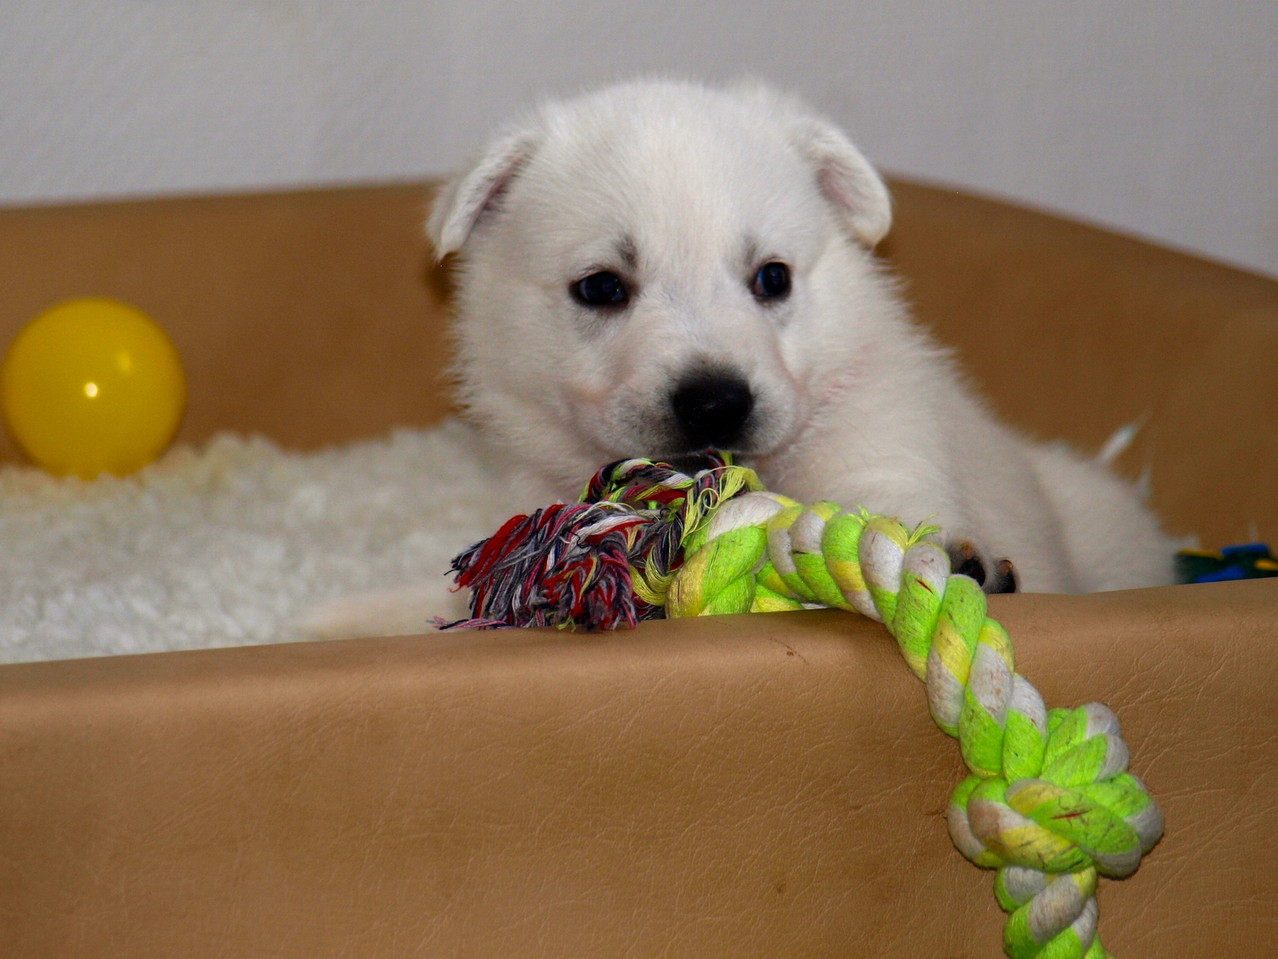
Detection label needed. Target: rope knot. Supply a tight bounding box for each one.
[947,704,1163,873]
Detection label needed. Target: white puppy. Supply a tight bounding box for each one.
[425,78,1174,596]
[305,79,1176,637]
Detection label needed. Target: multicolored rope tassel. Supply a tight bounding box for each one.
[447,455,1164,958]
[446,453,754,629]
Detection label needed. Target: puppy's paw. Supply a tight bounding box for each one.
[946,539,1018,594]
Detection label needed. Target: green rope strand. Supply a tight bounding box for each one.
[663,481,1164,959]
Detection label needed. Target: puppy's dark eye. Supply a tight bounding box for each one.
[573,271,629,307]
[752,261,791,299]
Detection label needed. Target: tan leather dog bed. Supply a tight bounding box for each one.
[1,180,1275,956]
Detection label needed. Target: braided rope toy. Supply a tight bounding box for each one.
[447,455,1163,958]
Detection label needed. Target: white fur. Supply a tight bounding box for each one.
[422,78,1174,597]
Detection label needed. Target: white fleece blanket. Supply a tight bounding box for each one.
[0,419,511,664]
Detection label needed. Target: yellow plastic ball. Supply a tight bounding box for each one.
[1,298,186,478]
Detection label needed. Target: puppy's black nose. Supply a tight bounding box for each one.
[672,373,754,448]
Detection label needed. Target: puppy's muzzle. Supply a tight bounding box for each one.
[671,372,754,449]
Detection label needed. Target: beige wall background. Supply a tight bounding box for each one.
[2,1,1275,277]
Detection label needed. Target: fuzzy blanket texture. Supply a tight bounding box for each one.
[0,419,510,663]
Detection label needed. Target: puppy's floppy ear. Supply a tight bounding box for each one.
[789,116,892,248]
[426,128,539,260]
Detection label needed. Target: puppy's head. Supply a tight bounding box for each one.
[429,79,894,495]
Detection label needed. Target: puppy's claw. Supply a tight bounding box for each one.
[987,559,1018,594]
[947,540,987,587]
